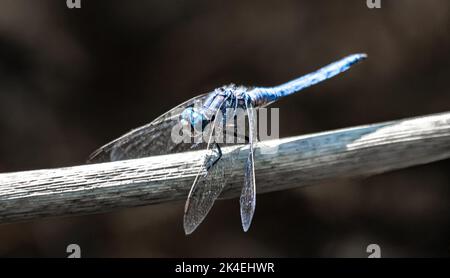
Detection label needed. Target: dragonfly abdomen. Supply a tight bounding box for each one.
[247,53,367,107]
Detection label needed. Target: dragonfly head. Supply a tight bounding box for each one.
[180,107,205,130]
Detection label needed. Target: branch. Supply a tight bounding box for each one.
[1,112,450,224]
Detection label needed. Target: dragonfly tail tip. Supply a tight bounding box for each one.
[355,53,368,60]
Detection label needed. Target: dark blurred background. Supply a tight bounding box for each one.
[0,0,449,257]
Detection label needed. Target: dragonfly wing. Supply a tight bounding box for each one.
[88,93,209,163]
[183,94,239,235]
[240,101,257,232]
[183,144,226,235]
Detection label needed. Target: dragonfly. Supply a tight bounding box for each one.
[89,53,367,235]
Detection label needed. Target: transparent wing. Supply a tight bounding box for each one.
[240,100,257,232]
[88,93,209,163]
[183,94,240,235]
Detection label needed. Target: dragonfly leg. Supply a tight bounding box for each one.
[205,143,222,171]
[233,129,249,144]
[190,142,200,149]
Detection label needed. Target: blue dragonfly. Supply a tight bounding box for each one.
[89,53,367,234]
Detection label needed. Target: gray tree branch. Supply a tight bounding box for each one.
[1,112,450,224]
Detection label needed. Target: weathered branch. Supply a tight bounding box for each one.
[1,112,450,224]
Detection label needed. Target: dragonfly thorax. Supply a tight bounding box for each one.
[180,84,250,131]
